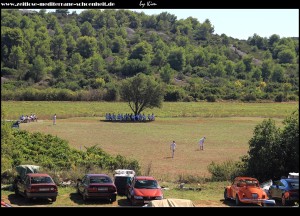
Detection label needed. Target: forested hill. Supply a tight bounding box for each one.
[1,9,299,102]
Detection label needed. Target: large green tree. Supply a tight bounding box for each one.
[245,110,299,181]
[120,73,164,115]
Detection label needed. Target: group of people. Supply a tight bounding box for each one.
[19,114,38,123]
[105,113,155,122]
[170,137,206,158]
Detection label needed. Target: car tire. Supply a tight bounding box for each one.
[224,189,229,201]
[51,197,57,202]
[235,194,241,206]
[111,196,116,203]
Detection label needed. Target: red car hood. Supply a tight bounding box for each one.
[133,188,162,197]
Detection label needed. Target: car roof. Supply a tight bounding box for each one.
[27,173,50,177]
[86,174,110,177]
[282,178,299,183]
[235,177,258,181]
[135,176,155,180]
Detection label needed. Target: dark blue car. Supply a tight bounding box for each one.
[269,178,299,206]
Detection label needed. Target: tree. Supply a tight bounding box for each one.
[120,73,164,115]
[245,110,299,181]
[76,36,97,58]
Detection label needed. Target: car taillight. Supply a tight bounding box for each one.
[50,187,58,192]
[108,186,116,192]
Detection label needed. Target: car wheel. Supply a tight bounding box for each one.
[111,196,116,203]
[235,194,241,206]
[51,197,57,202]
[224,189,229,201]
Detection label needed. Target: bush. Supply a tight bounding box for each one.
[242,94,256,102]
[208,160,245,181]
[206,95,216,102]
[274,93,287,102]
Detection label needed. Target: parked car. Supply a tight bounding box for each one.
[224,177,269,206]
[114,169,135,196]
[14,173,58,202]
[76,174,117,203]
[127,176,163,206]
[269,178,299,206]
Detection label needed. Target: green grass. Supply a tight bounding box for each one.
[1,101,298,206]
[17,116,286,180]
[2,101,298,120]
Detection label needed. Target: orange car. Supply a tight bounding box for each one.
[224,177,269,206]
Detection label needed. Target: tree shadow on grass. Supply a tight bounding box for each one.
[69,193,111,206]
[221,199,264,207]
[8,194,54,206]
[117,198,131,207]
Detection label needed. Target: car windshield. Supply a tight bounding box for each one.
[239,180,258,187]
[134,180,158,189]
[31,176,53,184]
[90,176,112,184]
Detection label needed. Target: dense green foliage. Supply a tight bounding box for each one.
[208,110,299,182]
[1,121,141,174]
[1,9,298,102]
[120,73,164,115]
[245,110,299,181]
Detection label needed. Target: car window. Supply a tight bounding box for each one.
[134,180,158,189]
[30,176,53,184]
[90,176,112,183]
[288,181,299,189]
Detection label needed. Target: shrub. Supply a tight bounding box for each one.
[206,95,216,102]
[208,160,245,181]
[274,93,287,102]
[242,94,257,102]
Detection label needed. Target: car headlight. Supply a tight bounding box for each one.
[155,196,163,200]
[134,196,143,199]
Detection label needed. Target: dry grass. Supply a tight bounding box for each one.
[20,116,284,181]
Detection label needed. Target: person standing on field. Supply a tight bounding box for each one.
[170,141,176,158]
[53,114,56,125]
[199,137,206,150]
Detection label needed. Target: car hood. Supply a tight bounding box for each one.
[133,188,162,197]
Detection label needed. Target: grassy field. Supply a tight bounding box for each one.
[3,101,298,180]
[2,101,297,120]
[2,101,298,207]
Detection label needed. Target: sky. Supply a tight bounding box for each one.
[43,9,298,40]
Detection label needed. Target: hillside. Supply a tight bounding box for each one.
[1,9,299,102]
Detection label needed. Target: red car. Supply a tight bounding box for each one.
[224,177,268,206]
[14,173,58,202]
[77,174,117,203]
[127,176,163,206]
